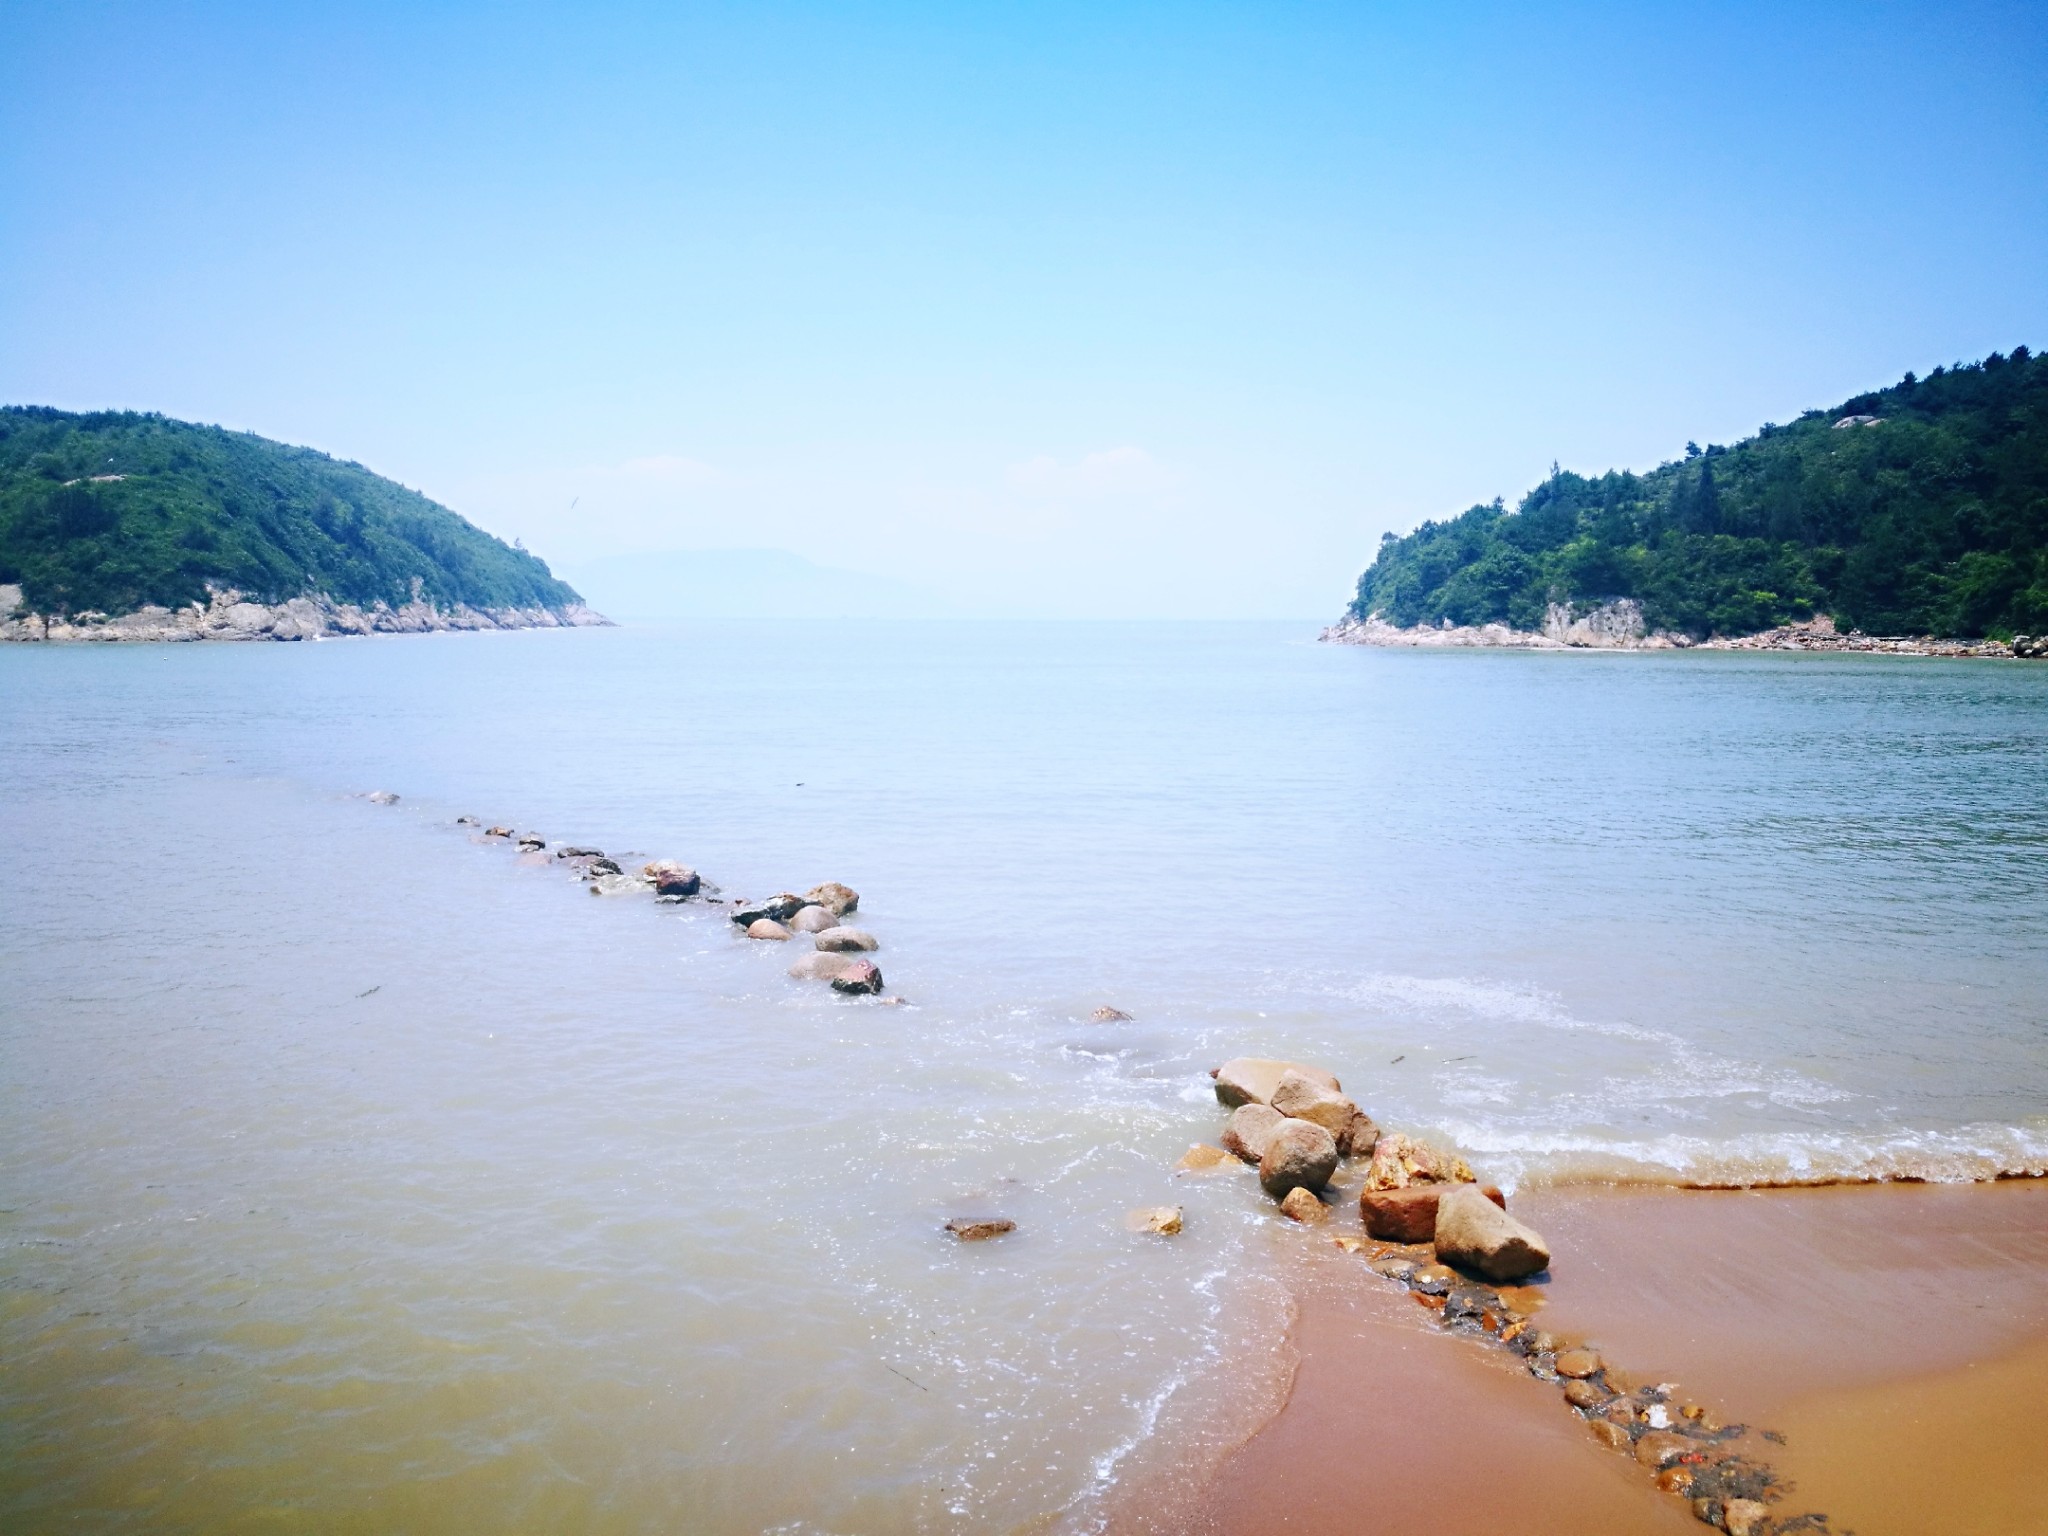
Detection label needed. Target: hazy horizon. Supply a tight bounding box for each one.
[4,1,2043,617]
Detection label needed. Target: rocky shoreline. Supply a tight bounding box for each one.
[1322,606,2029,659]
[0,582,610,642]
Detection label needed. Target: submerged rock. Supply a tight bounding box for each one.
[830,959,885,995]
[1213,1057,1340,1109]
[485,826,514,839]
[1434,1184,1551,1282]
[1359,1183,1505,1242]
[517,835,546,851]
[366,790,400,805]
[803,881,860,916]
[1175,1143,1234,1174]
[945,1217,1014,1241]
[1125,1206,1184,1235]
[585,857,623,877]
[555,846,602,859]
[745,918,792,940]
[586,873,647,896]
[455,815,479,825]
[813,926,880,952]
[789,952,859,981]
[1278,1186,1329,1224]
[1091,1005,1134,1022]
[1258,1119,1338,1198]
[788,904,838,933]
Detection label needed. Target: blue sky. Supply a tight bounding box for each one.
[4,1,2044,616]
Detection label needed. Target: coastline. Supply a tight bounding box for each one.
[1321,608,2024,659]
[0,582,609,642]
[1136,1180,2048,1536]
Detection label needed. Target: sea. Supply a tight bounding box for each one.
[4,621,2045,1532]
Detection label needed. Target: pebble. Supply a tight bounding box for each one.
[1278,1186,1329,1224]
[1554,1348,1604,1379]
[1588,1419,1632,1451]
[1408,1263,1455,1295]
[1721,1498,1770,1536]
[1563,1379,1607,1410]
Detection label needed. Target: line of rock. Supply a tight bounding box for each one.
[1321,605,2031,658]
[0,583,610,642]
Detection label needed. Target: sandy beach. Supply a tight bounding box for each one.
[1115,1180,2048,1536]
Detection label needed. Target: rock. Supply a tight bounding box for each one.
[455,815,479,825]
[1632,1431,1695,1469]
[1175,1144,1234,1173]
[1336,1110,1380,1158]
[814,926,880,952]
[517,836,546,851]
[485,826,514,838]
[1563,1379,1607,1410]
[1359,1183,1506,1242]
[1213,1057,1340,1109]
[945,1217,1014,1241]
[1588,1419,1632,1451]
[1269,1071,1362,1137]
[1091,1005,1133,1021]
[1654,1466,1694,1495]
[1596,1399,1637,1426]
[366,790,400,805]
[1553,1348,1603,1380]
[803,881,859,916]
[1408,1263,1456,1295]
[1221,1103,1285,1164]
[732,894,805,925]
[1278,1187,1328,1224]
[1361,1132,1473,1191]
[1721,1499,1770,1536]
[788,904,838,933]
[586,874,645,896]
[789,952,859,981]
[746,919,793,940]
[1258,1120,1338,1198]
[555,846,602,859]
[1433,1184,1551,1282]
[586,857,623,876]
[1125,1206,1183,1235]
[1370,1257,1417,1280]
[830,959,885,995]
[643,861,701,897]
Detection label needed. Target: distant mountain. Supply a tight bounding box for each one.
[1345,347,2047,639]
[0,408,586,620]
[561,548,954,620]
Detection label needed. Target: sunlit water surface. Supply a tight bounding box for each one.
[3,622,2045,1532]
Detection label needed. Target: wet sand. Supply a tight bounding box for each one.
[1133,1181,2048,1536]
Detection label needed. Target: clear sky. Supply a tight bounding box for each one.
[4,2,2044,617]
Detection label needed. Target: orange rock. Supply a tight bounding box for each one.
[1175,1143,1233,1173]
[1562,1379,1607,1410]
[1588,1419,1631,1451]
[1278,1186,1329,1224]
[1633,1430,1695,1469]
[1359,1183,1505,1242]
[1655,1466,1694,1495]
[1554,1348,1604,1380]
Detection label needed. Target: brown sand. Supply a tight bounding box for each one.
[1129,1181,2048,1536]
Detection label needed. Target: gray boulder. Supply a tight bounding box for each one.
[1433,1183,1551,1281]
[1258,1119,1338,1198]
[732,894,805,925]
[642,861,701,897]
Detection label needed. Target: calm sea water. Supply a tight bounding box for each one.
[4,622,2046,1532]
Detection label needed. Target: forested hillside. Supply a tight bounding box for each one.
[1348,348,2048,639]
[0,408,582,617]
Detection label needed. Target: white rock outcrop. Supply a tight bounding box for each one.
[0,582,609,643]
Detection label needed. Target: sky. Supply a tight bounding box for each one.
[3,1,2045,617]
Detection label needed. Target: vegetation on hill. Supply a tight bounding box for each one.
[0,408,582,617]
[1348,348,2048,639]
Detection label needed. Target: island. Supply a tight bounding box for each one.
[0,407,605,641]
[1328,346,2045,653]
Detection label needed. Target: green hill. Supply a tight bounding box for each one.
[1347,347,2048,640]
[0,408,582,618]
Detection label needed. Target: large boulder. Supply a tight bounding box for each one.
[1269,1071,1362,1137]
[814,926,880,952]
[830,959,885,995]
[804,881,860,916]
[643,861,702,897]
[1221,1103,1285,1164]
[1359,1183,1506,1242]
[789,952,859,981]
[1433,1184,1551,1281]
[788,904,838,933]
[1213,1058,1340,1109]
[1258,1120,1338,1198]
[732,894,806,925]
[1336,1109,1381,1159]
[745,918,793,940]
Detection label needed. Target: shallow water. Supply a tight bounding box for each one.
[3,623,2045,1531]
